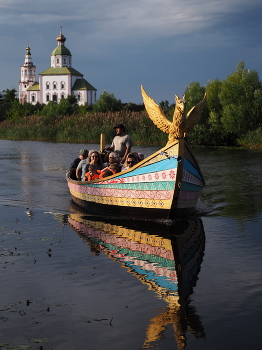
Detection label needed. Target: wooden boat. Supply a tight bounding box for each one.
[66,139,205,219]
[66,87,206,220]
[67,213,206,348]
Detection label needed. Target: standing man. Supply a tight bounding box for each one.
[106,124,133,164]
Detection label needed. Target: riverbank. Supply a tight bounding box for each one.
[0,111,166,146]
[1,111,262,148]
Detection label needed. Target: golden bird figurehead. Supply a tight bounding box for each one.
[141,85,206,144]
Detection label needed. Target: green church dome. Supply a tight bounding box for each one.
[52,45,71,56]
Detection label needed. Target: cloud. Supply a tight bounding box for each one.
[1,0,261,40]
[1,0,262,102]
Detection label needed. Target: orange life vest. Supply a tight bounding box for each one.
[84,170,101,181]
[99,168,117,178]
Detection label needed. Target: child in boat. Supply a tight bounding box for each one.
[99,163,121,178]
[83,165,101,181]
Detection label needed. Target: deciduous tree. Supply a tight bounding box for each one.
[220,62,262,136]
[93,90,122,112]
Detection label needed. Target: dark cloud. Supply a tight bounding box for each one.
[0,0,262,102]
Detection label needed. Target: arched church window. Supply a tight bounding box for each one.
[46,82,50,90]
[46,94,50,102]
[61,82,65,89]
[25,70,27,75]
[32,95,35,102]
[78,94,81,101]
[63,58,66,64]
[57,58,59,64]
[53,82,57,89]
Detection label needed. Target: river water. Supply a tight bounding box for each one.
[0,139,262,350]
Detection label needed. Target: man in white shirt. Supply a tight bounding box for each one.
[107,124,133,164]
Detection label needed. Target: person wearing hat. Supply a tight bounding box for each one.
[105,123,133,164]
[69,149,88,180]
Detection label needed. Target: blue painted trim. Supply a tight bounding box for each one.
[124,261,178,292]
[119,158,178,178]
[184,158,203,180]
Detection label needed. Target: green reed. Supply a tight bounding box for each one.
[238,127,262,149]
[0,111,167,146]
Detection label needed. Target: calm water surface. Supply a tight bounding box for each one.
[0,140,262,350]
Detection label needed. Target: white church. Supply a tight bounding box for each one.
[19,30,97,106]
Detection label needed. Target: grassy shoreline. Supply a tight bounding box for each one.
[0,111,167,146]
[1,111,262,149]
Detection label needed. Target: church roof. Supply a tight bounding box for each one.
[72,79,97,91]
[51,45,71,56]
[39,67,83,76]
[27,82,40,91]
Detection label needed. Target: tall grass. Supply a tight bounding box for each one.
[238,127,262,149]
[0,111,167,146]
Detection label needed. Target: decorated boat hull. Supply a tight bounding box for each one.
[66,139,205,220]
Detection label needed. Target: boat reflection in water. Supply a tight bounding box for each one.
[68,213,206,349]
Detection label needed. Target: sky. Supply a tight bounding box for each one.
[0,0,262,104]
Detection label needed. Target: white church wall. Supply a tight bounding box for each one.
[41,75,71,103]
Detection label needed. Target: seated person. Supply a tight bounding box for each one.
[99,163,121,178]
[82,150,106,178]
[77,150,106,181]
[100,169,114,178]
[106,152,121,166]
[69,149,88,180]
[83,164,101,181]
[121,153,139,171]
[76,149,96,181]
[138,153,144,161]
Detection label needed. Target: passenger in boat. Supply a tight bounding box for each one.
[109,163,121,173]
[76,149,95,181]
[83,164,101,181]
[99,163,121,178]
[121,153,139,171]
[132,152,141,163]
[69,149,88,180]
[76,150,104,181]
[106,151,121,166]
[81,150,106,180]
[100,169,113,178]
[138,153,144,161]
[105,124,133,164]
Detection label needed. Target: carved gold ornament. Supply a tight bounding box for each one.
[141,85,206,145]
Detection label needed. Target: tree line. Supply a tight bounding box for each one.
[1,61,262,147]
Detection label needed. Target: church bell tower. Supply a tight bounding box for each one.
[19,46,36,103]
